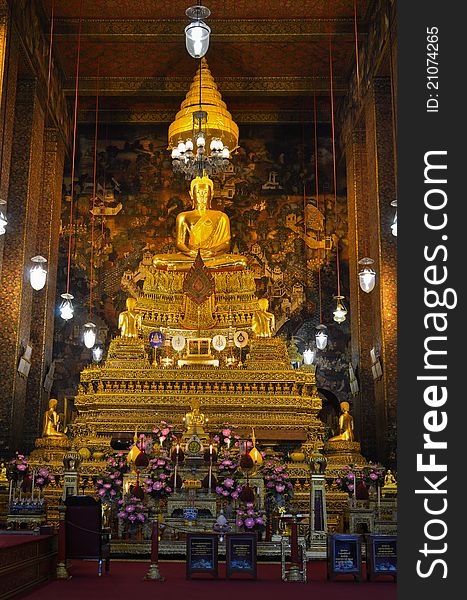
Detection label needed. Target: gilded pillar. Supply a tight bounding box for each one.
[363,77,397,463]
[23,128,65,449]
[0,79,45,454]
[345,128,378,459]
[0,3,19,278]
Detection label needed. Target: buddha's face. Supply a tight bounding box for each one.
[192,184,211,210]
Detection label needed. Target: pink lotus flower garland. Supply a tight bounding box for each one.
[212,422,240,449]
[152,421,176,449]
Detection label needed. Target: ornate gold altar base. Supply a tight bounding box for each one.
[71,337,324,454]
[322,440,368,477]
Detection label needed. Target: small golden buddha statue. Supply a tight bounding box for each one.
[251,298,275,337]
[382,469,397,497]
[183,399,207,436]
[42,399,66,438]
[328,401,355,442]
[118,297,141,338]
[153,175,247,270]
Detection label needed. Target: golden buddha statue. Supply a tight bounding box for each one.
[42,399,66,438]
[251,298,275,337]
[153,175,247,270]
[382,469,397,497]
[183,399,207,436]
[118,297,141,338]
[328,401,354,442]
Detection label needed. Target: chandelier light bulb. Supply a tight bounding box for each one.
[59,293,74,321]
[29,256,47,291]
[92,346,103,363]
[358,257,376,293]
[185,138,194,152]
[315,324,328,350]
[333,295,348,324]
[177,140,186,153]
[185,6,211,59]
[221,147,230,159]
[303,348,315,365]
[83,322,97,349]
[197,133,206,147]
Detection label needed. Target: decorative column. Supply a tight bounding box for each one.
[24,128,65,450]
[345,128,378,459]
[0,3,19,279]
[0,79,45,455]
[363,78,397,464]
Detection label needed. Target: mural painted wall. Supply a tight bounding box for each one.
[52,122,352,426]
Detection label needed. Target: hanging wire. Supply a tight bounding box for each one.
[313,86,323,324]
[353,0,360,98]
[0,2,13,199]
[66,0,83,295]
[329,35,341,297]
[387,8,398,197]
[90,58,100,321]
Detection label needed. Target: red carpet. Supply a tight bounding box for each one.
[17,560,396,600]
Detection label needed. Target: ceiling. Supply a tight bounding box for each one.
[37,0,371,123]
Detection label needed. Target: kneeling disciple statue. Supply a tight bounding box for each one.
[118,297,141,338]
[42,399,67,438]
[328,401,354,442]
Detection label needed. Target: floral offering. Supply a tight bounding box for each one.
[143,455,173,500]
[235,503,266,532]
[95,452,127,503]
[35,467,55,490]
[261,456,293,507]
[215,451,243,501]
[117,495,146,525]
[212,422,240,449]
[361,463,386,487]
[7,454,29,481]
[335,465,358,495]
[152,421,176,450]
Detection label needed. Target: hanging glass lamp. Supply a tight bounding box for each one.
[59,293,74,321]
[185,5,211,58]
[391,199,397,236]
[83,322,97,349]
[0,199,7,235]
[315,324,328,350]
[333,295,347,324]
[30,256,47,291]
[358,257,376,293]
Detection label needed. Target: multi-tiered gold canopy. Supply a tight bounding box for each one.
[168,58,239,152]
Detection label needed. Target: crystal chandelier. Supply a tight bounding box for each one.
[30,256,47,291]
[358,257,376,293]
[169,59,239,179]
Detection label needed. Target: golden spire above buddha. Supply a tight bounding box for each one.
[153,174,247,270]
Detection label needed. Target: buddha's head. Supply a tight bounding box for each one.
[258,298,269,311]
[190,175,214,210]
[126,297,137,311]
[49,398,58,411]
[340,401,350,412]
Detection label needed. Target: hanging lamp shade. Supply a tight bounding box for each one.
[303,348,315,365]
[59,293,74,321]
[168,59,239,154]
[315,324,328,350]
[30,256,47,291]
[83,322,97,349]
[391,200,397,236]
[333,295,347,324]
[358,257,376,293]
[0,199,7,235]
[185,5,211,59]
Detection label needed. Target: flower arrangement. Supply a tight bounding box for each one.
[143,455,173,500]
[95,452,127,503]
[35,467,55,490]
[7,454,29,482]
[236,503,266,532]
[212,422,240,450]
[335,466,358,495]
[117,495,146,525]
[261,456,293,507]
[152,420,176,450]
[361,464,386,488]
[215,451,243,501]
